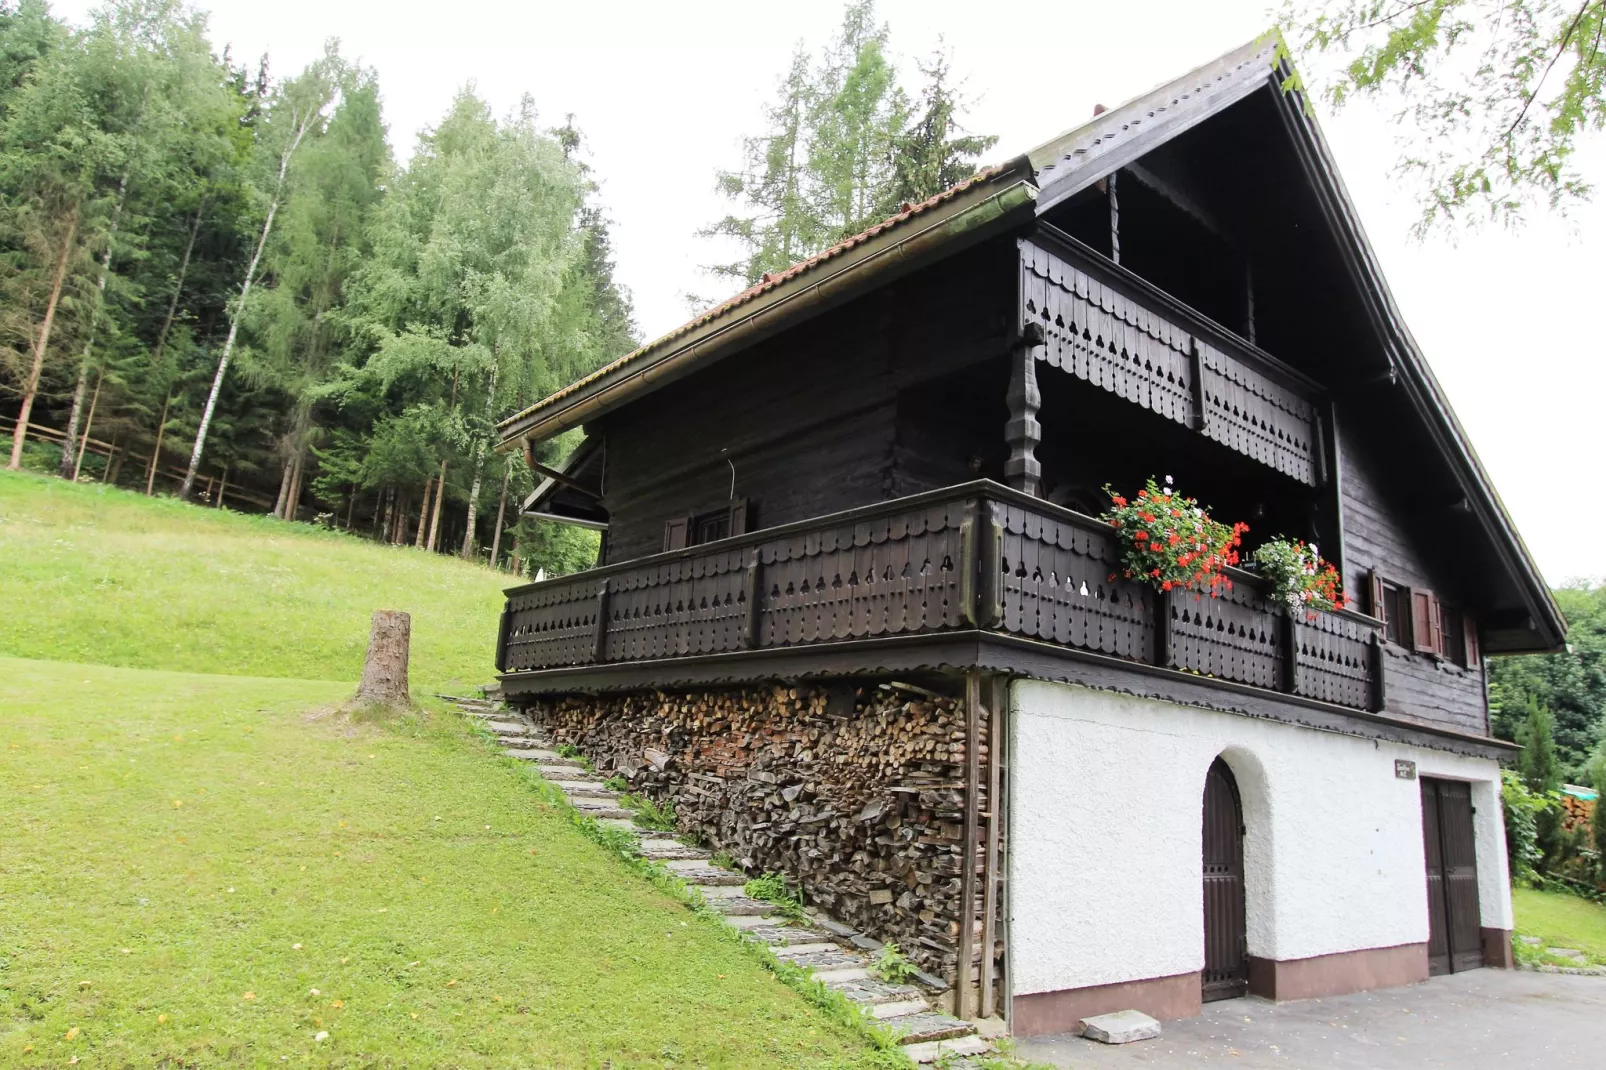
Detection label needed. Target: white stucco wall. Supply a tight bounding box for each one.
[1009,679,1512,997]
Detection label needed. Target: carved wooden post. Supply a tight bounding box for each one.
[740,553,762,649]
[592,578,611,664]
[1280,609,1300,694]
[1004,323,1044,497]
[494,603,512,673]
[1153,588,1174,668]
[1188,336,1209,434]
[975,501,1003,629]
[354,610,410,711]
[1368,629,1388,712]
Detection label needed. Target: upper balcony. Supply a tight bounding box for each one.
[497,481,1385,720]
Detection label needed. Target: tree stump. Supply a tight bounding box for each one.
[352,610,411,715]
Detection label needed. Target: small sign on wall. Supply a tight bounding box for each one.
[1395,759,1418,780]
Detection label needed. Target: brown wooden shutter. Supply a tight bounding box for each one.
[1368,571,1387,621]
[1410,588,1441,655]
[662,515,691,552]
[727,498,749,537]
[1463,614,1481,668]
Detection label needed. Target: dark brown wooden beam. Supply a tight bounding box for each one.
[958,670,983,1019]
[524,441,602,500]
[1004,324,1044,497]
[981,672,1007,1019]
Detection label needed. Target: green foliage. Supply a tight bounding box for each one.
[1489,583,1606,777]
[1518,698,1563,794]
[624,792,677,832]
[0,3,633,577]
[1285,0,1606,231]
[871,940,917,983]
[703,0,995,287]
[744,872,807,923]
[1502,769,1553,883]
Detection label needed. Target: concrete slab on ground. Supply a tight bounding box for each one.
[1015,970,1606,1070]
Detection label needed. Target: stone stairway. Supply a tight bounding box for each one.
[444,694,995,1065]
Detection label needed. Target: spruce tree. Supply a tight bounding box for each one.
[1517,698,1561,794]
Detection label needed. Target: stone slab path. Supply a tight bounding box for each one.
[445,694,994,1066]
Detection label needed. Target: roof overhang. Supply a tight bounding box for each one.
[495,162,1039,451]
[521,435,607,529]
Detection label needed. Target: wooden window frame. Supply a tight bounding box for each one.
[663,498,750,552]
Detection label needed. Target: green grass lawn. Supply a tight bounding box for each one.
[1513,886,1606,965]
[0,473,891,1067]
[0,473,506,690]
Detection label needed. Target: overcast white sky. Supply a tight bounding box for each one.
[57,0,1604,588]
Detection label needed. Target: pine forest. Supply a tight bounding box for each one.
[0,0,994,578]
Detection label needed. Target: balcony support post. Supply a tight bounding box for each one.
[741,553,762,649]
[592,578,610,664]
[1004,324,1044,496]
[957,670,984,1019]
[1368,630,1388,713]
[1280,609,1300,694]
[1153,588,1174,668]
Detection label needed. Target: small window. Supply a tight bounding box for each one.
[691,510,731,545]
[1441,605,1466,665]
[1380,581,1408,646]
[663,498,749,552]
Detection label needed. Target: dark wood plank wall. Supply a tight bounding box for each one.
[597,243,1014,563]
[1334,414,1488,735]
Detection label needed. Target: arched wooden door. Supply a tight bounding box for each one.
[1202,758,1248,1001]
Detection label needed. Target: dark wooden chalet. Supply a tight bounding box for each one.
[490,37,1566,1031]
[495,39,1562,748]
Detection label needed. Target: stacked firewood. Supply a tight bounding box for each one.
[524,683,989,982]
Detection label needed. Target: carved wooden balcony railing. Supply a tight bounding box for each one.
[1021,228,1327,486]
[496,482,1383,713]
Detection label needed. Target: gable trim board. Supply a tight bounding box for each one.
[496,31,1562,654]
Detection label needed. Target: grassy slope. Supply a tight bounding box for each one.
[1513,887,1606,964]
[0,473,506,690]
[0,473,885,1068]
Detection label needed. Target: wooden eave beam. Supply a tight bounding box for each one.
[523,441,602,501]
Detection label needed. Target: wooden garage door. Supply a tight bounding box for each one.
[1421,777,1483,976]
[1202,758,1248,1001]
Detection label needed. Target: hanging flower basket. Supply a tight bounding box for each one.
[1100,476,1247,596]
[1248,537,1347,615]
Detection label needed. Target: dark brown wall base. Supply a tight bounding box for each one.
[1247,943,1428,1002]
[1012,973,1201,1037]
[1481,927,1515,968]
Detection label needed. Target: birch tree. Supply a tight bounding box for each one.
[179,45,343,499]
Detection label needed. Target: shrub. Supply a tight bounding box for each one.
[1502,769,1553,883]
[872,941,918,984]
[1100,476,1247,596]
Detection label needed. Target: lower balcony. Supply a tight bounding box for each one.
[496,481,1397,724]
